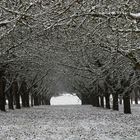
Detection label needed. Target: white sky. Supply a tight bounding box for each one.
[51,94,81,105]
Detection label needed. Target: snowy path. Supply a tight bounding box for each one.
[0,105,140,140]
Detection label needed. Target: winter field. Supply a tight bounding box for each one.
[0,103,140,140]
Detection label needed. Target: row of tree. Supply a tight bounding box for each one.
[0,0,140,114]
[0,68,53,111]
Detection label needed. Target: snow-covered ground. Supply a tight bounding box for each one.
[0,104,140,140]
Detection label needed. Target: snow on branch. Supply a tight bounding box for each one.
[0,6,32,17]
[0,20,10,26]
[111,28,140,33]
[0,18,18,26]
[129,13,140,19]
[82,12,140,20]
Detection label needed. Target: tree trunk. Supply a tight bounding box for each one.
[89,94,95,106]
[130,96,133,104]
[105,94,110,109]
[42,98,45,105]
[113,93,119,111]
[0,77,6,111]
[100,96,104,108]
[8,88,14,110]
[21,96,25,107]
[20,81,29,107]
[13,80,20,109]
[34,94,39,106]
[31,95,34,107]
[96,96,100,107]
[119,95,123,105]
[89,94,100,107]
[41,96,44,105]
[25,92,30,107]
[45,98,50,105]
[42,96,46,105]
[135,91,138,104]
[123,93,131,114]
[21,94,26,107]
[38,95,41,105]
[81,94,90,105]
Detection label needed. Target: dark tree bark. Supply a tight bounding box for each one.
[96,95,100,107]
[119,95,123,104]
[25,91,30,107]
[113,93,119,111]
[89,94,95,106]
[0,76,6,111]
[12,80,20,109]
[81,94,90,105]
[42,96,47,105]
[135,91,138,104]
[41,95,45,105]
[21,94,26,107]
[89,94,100,107]
[42,99,45,105]
[7,88,14,110]
[38,95,41,105]
[130,96,133,104]
[123,93,131,114]
[34,93,39,106]
[100,96,104,108]
[20,81,29,107]
[105,94,110,109]
[45,98,50,105]
[31,94,34,107]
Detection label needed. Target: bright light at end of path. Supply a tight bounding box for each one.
[51,93,81,105]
